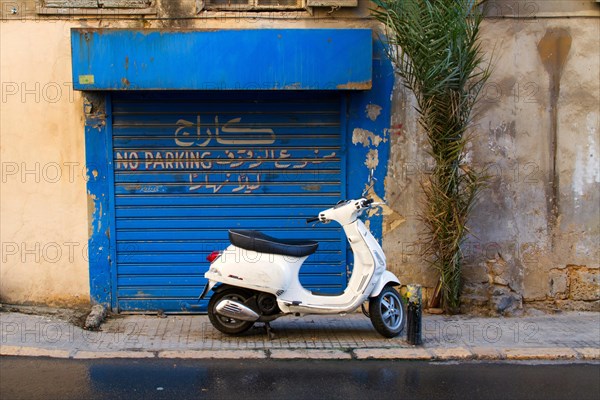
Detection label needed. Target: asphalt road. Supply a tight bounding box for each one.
[0,357,598,400]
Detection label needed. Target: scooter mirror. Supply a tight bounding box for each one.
[362,168,377,197]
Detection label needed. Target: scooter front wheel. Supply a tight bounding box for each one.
[369,286,406,338]
[208,288,255,335]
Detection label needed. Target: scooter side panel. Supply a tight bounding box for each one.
[204,245,305,295]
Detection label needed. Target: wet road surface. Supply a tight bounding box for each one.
[0,357,598,400]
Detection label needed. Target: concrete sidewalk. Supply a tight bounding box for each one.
[1,310,599,361]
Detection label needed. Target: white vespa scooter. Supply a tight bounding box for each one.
[200,175,405,338]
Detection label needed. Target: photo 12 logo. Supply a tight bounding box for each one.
[423,320,540,345]
[484,1,540,21]
[1,162,103,184]
[2,82,75,104]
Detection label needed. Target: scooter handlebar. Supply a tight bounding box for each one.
[361,198,375,207]
[307,198,377,223]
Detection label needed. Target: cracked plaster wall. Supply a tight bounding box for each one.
[383,13,600,314]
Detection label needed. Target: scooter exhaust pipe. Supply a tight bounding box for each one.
[215,299,260,322]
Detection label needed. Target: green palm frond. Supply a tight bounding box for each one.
[372,0,491,313]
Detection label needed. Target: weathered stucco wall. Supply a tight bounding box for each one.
[0,21,90,306]
[383,6,600,315]
[1,0,598,313]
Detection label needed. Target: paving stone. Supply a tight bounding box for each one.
[0,346,70,358]
[430,347,473,360]
[354,348,432,360]
[503,347,578,360]
[0,345,22,356]
[158,350,266,359]
[73,350,156,359]
[470,346,503,360]
[269,349,352,360]
[574,347,600,360]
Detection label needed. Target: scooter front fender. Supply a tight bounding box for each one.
[369,270,401,298]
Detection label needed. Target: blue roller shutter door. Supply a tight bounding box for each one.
[110,92,347,312]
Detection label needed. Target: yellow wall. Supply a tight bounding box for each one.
[1,22,89,306]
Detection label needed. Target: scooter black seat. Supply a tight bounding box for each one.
[229,229,318,257]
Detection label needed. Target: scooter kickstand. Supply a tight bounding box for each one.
[264,322,276,340]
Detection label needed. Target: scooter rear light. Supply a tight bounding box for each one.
[206,250,222,263]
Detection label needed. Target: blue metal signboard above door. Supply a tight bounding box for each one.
[110,91,346,312]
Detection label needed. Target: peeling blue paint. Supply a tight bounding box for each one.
[84,95,112,308]
[71,29,373,91]
[80,30,394,312]
[346,39,394,243]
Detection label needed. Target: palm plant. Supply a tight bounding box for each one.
[372,0,491,313]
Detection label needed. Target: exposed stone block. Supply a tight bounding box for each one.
[490,287,522,315]
[548,269,568,299]
[84,304,107,330]
[554,300,600,312]
[569,267,600,301]
[460,283,490,313]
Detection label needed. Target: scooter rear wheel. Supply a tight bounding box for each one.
[369,286,405,338]
[208,288,255,335]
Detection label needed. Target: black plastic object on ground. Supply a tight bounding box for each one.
[406,285,423,345]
